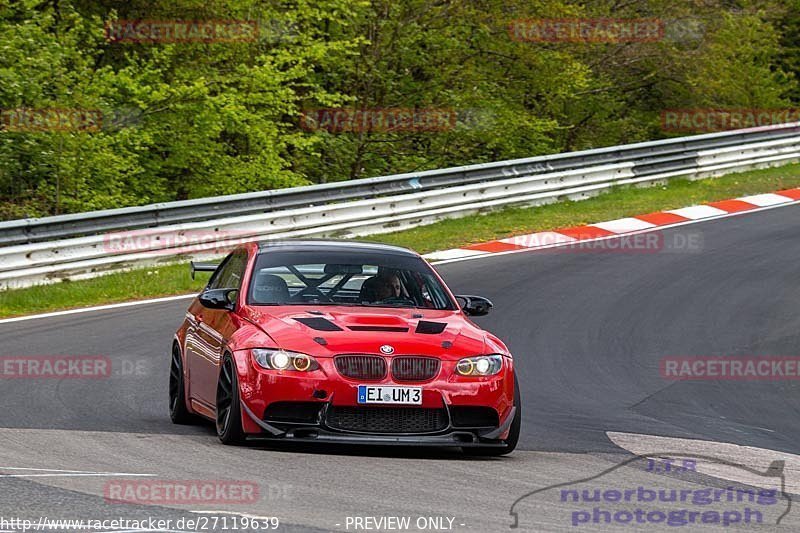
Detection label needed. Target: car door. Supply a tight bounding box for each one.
[185,251,247,410]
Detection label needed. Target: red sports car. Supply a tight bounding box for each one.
[171,239,520,455]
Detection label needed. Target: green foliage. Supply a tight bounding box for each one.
[0,0,798,219]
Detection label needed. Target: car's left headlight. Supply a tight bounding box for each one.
[252,349,319,372]
[455,354,503,376]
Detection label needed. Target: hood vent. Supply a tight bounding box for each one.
[415,321,447,335]
[294,317,343,331]
[348,325,409,332]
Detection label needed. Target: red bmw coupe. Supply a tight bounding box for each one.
[171,240,520,455]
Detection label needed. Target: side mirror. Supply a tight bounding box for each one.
[456,295,493,316]
[199,288,237,311]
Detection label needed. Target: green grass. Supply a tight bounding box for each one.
[0,264,206,318]
[2,163,800,318]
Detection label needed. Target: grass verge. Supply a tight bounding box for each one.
[2,163,800,318]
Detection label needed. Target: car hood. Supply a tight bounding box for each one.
[239,305,489,360]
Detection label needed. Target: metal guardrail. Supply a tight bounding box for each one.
[1,123,800,289]
[3,122,800,247]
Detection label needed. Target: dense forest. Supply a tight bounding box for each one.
[1,0,798,219]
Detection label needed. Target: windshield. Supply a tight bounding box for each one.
[247,249,456,310]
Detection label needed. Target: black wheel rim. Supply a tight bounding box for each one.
[169,345,182,414]
[216,358,234,435]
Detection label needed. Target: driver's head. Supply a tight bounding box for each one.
[376,273,401,300]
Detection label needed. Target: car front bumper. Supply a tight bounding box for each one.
[232,350,515,445]
[240,401,516,447]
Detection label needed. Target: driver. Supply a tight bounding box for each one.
[374,273,402,300]
[360,269,403,303]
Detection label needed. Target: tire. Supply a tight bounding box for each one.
[463,375,521,456]
[216,354,247,445]
[169,343,196,424]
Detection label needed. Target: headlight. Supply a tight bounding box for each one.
[455,354,503,376]
[252,349,319,372]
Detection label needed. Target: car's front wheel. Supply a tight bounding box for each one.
[463,375,521,456]
[169,343,195,424]
[216,354,246,445]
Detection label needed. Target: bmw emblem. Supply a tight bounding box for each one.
[380,345,395,355]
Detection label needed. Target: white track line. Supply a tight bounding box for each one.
[0,466,153,477]
[0,466,142,473]
[0,473,152,478]
[0,293,195,325]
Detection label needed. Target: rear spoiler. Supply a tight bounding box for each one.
[190,261,219,280]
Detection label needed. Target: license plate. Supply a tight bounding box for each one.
[357,385,422,405]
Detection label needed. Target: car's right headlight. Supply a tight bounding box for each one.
[455,354,503,376]
[252,349,319,372]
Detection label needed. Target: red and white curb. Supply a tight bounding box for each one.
[423,188,800,262]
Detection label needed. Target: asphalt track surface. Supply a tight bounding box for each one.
[1,204,799,532]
